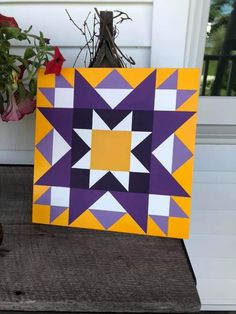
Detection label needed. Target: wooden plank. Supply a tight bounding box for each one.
[0,166,200,312]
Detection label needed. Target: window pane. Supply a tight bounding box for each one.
[201,0,236,96]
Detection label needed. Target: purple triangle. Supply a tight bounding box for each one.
[91,172,127,192]
[116,71,156,111]
[131,134,152,170]
[74,70,110,109]
[176,90,196,108]
[95,109,131,130]
[71,130,91,166]
[39,88,55,106]
[152,111,195,150]
[169,198,188,218]
[50,206,68,223]
[39,108,73,146]
[56,75,72,88]
[90,210,125,229]
[36,130,53,164]
[172,136,193,172]
[158,70,178,89]
[96,69,132,89]
[35,188,51,205]
[150,156,189,197]
[69,188,105,224]
[150,215,169,234]
[111,192,148,232]
[35,151,71,187]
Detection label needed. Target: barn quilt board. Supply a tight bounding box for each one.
[33,68,199,239]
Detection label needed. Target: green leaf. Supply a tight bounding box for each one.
[29,79,37,96]
[17,83,27,100]
[24,47,36,60]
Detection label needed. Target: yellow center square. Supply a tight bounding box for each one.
[90,130,132,171]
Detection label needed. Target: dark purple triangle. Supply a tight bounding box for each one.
[96,69,132,89]
[116,71,156,111]
[74,70,110,109]
[152,111,195,150]
[56,75,72,88]
[69,188,105,224]
[95,109,131,130]
[111,191,148,232]
[35,188,51,205]
[39,88,55,106]
[90,210,125,229]
[50,206,68,223]
[172,136,193,172]
[35,151,71,187]
[36,130,53,164]
[176,90,196,108]
[150,215,169,234]
[150,156,189,197]
[71,130,91,166]
[169,198,188,218]
[91,172,127,192]
[158,70,178,89]
[39,108,73,146]
[131,134,152,170]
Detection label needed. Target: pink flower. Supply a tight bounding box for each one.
[1,92,24,122]
[45,47,65,76]
[17,93,36,115]
[0,14,18,28]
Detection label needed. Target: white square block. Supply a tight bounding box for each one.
[54,88,74,108]
[154,89,177,111]
[51,186,70,207]
[148,194,170,216]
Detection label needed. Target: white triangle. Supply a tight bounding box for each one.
[52,130,71,165]
[92,110,110,130]
[72,151,91,169]
[89,191,126,212]
[113,112,133,131]
[89,169,108,188]
[130,153,149,173]
[73,129,92,147]
[111,171,129,190]
[95,88,132,109]
[131,131,151,149]
[152,134,174,173]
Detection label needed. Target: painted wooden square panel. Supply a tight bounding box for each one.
[33,68,199,239]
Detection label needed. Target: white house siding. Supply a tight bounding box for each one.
[1,0,236,310]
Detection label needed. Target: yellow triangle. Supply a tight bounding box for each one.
[156,68,177,88]
[37,68,55,88]
[60,68,75,87]
[177,91,199,112]
[35,109,53,144]
[69,209,104,230]
[147,216,167,237]
[172,156,194,196]
[51,208,69,226]
[109,213,145,235]
[177,68,200,90]
[168,217,190,239]
[36,88,54,108]
[33,147,51,184]
[76,68,113,88]
[33,185,50,203]
[32,204,50,224]
[171,196,191,217]
[175,114,197,153]
[117,68,155,88]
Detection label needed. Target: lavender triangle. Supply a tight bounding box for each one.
[35,188,51,205]
[50,206,68,222]
[56,75,72,88]
[90,210,125,229]
[172,136,193,172]
[158,70,178,89]
[36,130,53,164]
[39,88,55,106]
[176,90,196,108]
[150,215,169,234]
[169,199,188,218]
[96,69,132,89]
